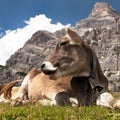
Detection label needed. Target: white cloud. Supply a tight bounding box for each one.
[0,14,70,65]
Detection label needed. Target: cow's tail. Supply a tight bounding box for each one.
[96,92,120,109]
[0,80,22,99]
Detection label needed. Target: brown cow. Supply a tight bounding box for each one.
[11,28,120,109]
[11,69,120,109]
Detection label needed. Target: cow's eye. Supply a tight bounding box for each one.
[59,41,68,48]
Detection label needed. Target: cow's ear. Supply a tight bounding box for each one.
[90,51,108,90]
[67,28,82,45]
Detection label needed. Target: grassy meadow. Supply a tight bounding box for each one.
[0,103,120,120]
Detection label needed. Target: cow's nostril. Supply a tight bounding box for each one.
[41,63,45,69]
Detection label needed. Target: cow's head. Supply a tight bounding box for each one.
[41,28,92,79]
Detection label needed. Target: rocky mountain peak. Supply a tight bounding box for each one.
[89,2,120,18]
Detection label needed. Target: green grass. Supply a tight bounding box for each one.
[0,103,120,120]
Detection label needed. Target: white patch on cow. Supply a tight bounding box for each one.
[96,92,114,108]
[69,97,78,106]
[38,99,57,106]
[0,94,10,103]
[42,62,57,71]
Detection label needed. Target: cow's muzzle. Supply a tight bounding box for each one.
[41,62,57,75]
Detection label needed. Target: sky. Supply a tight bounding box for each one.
[0,0,120,65]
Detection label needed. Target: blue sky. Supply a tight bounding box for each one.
[0,0,120,31]
[0,0,120,65]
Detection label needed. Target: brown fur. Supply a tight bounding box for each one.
[0,80,22,99]
[0,80,22,103]
[27,69,41,83]
[11,86,20,96]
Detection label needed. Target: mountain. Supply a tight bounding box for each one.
[0,2,120,92]
[75,2,120,91]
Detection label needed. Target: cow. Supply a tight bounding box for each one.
[40,28,120,109]
[11,28,120,109]
[11,69,120,109]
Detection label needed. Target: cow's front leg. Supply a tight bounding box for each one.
[43,90,74,106]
